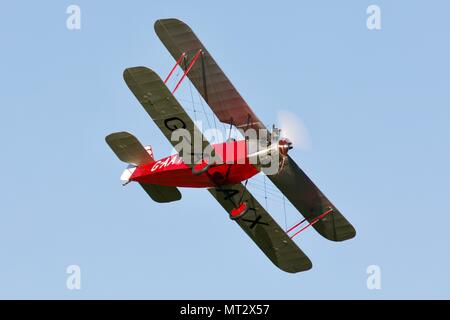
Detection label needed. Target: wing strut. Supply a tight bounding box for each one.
[164,52,186,83]
[200,51,208,103]
[287,208,334,239]
[172,48,202,94]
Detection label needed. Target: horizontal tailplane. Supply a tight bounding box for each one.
[140,184,182,203]
[105,131,154,166]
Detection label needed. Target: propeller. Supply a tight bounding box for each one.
[276,110,311,152]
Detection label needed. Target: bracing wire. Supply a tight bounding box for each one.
[247,183,294,207]
[263,175,268,210]
[188,81,197,121]
[283,194,287,231]
[196,91,212,129]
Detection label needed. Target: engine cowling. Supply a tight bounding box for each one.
[278,138,293,157]
[246,127,293,174]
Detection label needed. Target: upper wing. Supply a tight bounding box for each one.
[154,18,266,132]
[123,66,213,166]
[209,183,312,273]
[268,155,356,241]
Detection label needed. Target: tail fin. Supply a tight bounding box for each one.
[105,131,154,166]
[106,131,182,203]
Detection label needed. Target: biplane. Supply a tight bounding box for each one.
[106,18,356,273]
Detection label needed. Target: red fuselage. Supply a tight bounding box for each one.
[129,140,260,187]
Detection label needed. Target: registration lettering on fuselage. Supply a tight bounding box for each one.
[150,154,183,172]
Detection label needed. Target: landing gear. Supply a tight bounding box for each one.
[229,202,249,220]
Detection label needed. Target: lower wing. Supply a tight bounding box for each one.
[209,183,312,273]
[269,155,356,241]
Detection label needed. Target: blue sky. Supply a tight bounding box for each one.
[1,1,449,299]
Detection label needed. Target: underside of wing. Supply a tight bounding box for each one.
[154,18,266,132]
[123,66,212,167]
[208,183,312,273]
[269,156,356,241]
